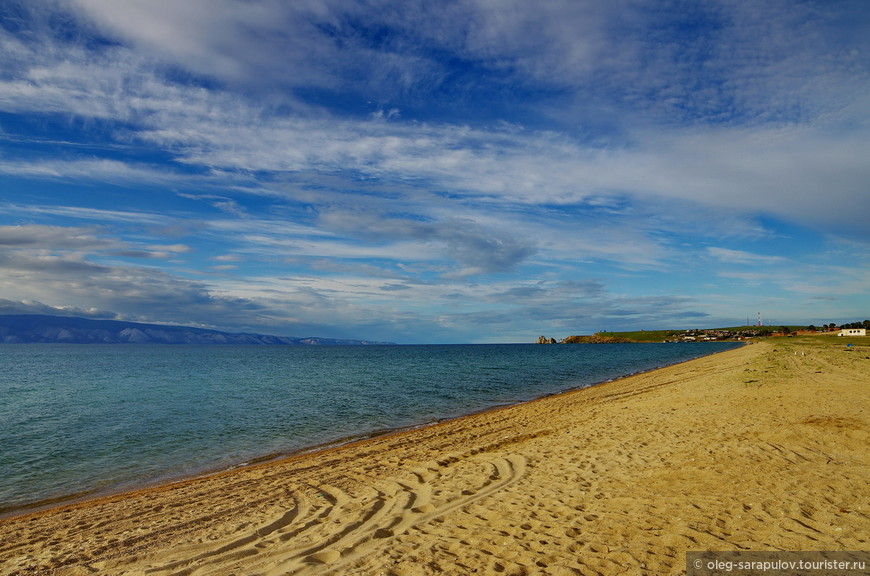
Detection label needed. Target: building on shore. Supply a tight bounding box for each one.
[838,328,866,337]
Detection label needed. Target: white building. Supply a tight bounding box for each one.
[838,328,866,337]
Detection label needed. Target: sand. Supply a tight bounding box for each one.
[1,338,868,576]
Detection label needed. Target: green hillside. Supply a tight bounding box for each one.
[555,326,837,343]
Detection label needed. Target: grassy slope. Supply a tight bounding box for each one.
[565,326,839,343]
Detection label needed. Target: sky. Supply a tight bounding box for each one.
[0,0,868,343]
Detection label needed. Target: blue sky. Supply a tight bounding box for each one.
[1,0,868,343]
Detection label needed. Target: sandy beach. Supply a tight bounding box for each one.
[1,337,867,576]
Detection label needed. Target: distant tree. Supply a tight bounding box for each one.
[780,326,791,334]
[807,325,817,332]
[864,319,870,329]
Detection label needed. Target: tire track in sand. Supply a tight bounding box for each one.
[265,454,527,575]
[142,453,527,576]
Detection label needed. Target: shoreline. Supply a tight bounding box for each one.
[2,338,866,575]
[0,343,739,521]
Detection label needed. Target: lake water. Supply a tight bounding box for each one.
[0,342,739,515]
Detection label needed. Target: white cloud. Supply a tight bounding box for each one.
[706,247,786,266]
[624,125,870,234]
[4,0,868,241]
[0,157,183,183]
[70,0,338,90]
[0,224,120,251]
[0,245,266,328]
[0,298,118,318]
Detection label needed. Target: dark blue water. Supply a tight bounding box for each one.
[0,342,739,514]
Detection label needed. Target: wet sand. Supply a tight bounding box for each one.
[1,338,868,575]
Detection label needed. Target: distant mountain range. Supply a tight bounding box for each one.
[0,315,394,345]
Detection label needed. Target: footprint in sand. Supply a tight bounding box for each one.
[305,549,340,564]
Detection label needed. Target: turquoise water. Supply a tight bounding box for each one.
[0,342,739,515]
